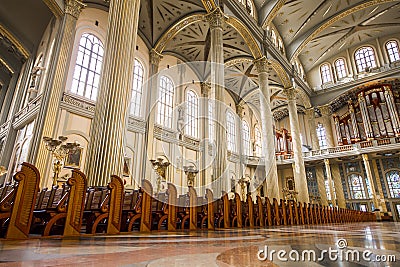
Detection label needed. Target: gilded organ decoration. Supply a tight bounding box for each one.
[275,127,293,156]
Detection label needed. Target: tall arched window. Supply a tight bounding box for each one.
[335,58,347,79]
[320,63,332,84]
[186,90,199,138]
[226,111,236,152]
[130,59,144,117]
[348,174,366,199]
[271,30,277,46]
[355,46,377,72]
[157,76,174,128]
[386,170,400,198]
[242,120,250,155]
[255,126,262,156]
[386,40,400,63]
[317,123,327,149]
[71,33,104,100]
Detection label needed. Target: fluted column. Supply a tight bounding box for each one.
[324,159,336,207]
[331,164,346,208]
[142,49,162,183]
[358,92,373,140]
[383,85,400,136]
[305,108,320,151]
[32,0,85,186]
[284,87,309,203]
[254,57,280,200]
[200,82,210,188]
[348,101,360,141]
[319,105,334,148]
[372,159,387,212]
[315,165,328,206]
[362,154,379,209]
[206,8,227,196]
[85,0,140,185]
[236,103,244,185]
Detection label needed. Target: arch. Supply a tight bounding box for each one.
[261,0,286,29]
[225,16,263,59]
[290,0,396,61]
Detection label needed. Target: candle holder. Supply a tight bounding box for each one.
[150,157,170,194]
[183,166,198,187]
[43,136,80,186]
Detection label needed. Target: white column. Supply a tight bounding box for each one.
[200,82,210,188]
[324,159,336,207]
[85,0,141,185]
[254,57,280,200]
[206,7,227,197]
[331,163,346,208]
[315,165,328,206]
[362,154,379,210]
[348,101,360,141]
[358,92,374,140]
[284,87,309,203]
[305,108,320,151]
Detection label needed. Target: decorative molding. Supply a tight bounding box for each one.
[262,0,286,29]
[0,24,29,59]
[205,7,225,29]
[0,57,14,74]
[43,0,63,18]
[12,95,42,129]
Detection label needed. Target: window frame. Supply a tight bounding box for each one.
[156,75,174,128]
[354,46,377,73]
[185,90,199,138]
[386,40,400,63]
[130,58,145,117]
[226,111,236,152]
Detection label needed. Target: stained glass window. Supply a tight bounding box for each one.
[348,174,366,199]
[386,170,400,198]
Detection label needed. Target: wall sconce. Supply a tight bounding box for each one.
[183,165,198,187]
[150,157,170,194]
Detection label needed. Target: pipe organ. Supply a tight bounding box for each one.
[335,85,400,145]
[275,128,293,156]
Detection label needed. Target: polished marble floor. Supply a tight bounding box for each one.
[0,222,399,266]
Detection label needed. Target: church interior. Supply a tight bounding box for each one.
[0,0,400,266]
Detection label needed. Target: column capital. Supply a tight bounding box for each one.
[149,49,163,67]
[348,101,355,112]
[283,87,296,101]
[236,104,244,119]
[200,82,211,97]
[324,158,330,165]
[358,92,365,102]
[253,56,269,73]
[304,107,315,117]
[205,7,225,29]
[65,0,85,19]
[319,104,331,116]
[361,154,369,161]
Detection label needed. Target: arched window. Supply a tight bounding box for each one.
[71,33,104,100]
[386,170,400,198]
[226,111,236,152]
[156,76,174,128]
[317,123,327,149]
[320,63,332,84]
[271,30,277,46]
[242,120,250,155]
[386,40,400,63]
[186,90,199,138]
[255,126,262,156]
[130,59,144,117]
[335,58,347,79]
[355,46,377,72]
[348,174,366,199]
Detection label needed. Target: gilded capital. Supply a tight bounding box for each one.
[253,56,269,73]
[305,108,315,118]
[150,49,163,67]
[358,92,365,102]
[319,104,331,116]
[65,0,85,19]
[205,8,225,29]
[236,104,244,119]
[362,154,369,161]
[283,87,296,101]
[324,158,330,165]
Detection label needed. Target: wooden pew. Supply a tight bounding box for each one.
[255,195,264,227]
[5,163,40,239]
[280,199,287,226]
[222,192,230,228]
[188,186,197,230]
[140,179,153,232]
[205,189,214,230]
[272,198,280,226]
[264,197,273,227]
[123,189,142,231]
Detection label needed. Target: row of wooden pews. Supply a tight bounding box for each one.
[0,162,375,239]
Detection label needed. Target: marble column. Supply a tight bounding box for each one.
[254,57,280,200]
[362,154,379,210]
[331,164,346,208]
[305,108,320,151]
[334,115,343,145]
[348,101,360,141]
[372,159,388,212]
[236,103,244,185]
[31,0,85,186]
[324,159,336,207]
[142,49,162,182]
[315,165,328,206]
[358,92,373,140]
[383,85,400,136]
[319,105,335,148]
[206,8,227,196]
[284,87,309,203]
[200,82,210,188]
[85,0,140,185]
